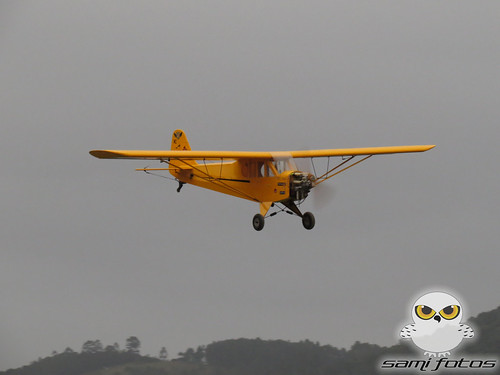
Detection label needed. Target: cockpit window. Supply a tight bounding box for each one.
[242,160,287,178]
[274,160,286,174]
[260,162,275,177]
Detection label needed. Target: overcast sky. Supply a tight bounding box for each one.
[1,0,499,370]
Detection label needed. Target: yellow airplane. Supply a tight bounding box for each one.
[90,130,434,231]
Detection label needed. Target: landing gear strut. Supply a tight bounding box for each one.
[283,200,315,230]
[176,181,185,193]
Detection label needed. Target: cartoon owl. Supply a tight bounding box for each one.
[400,291,474,357]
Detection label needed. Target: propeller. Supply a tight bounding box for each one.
[312,181,336,211]
[294,156,337,210]
[269,152,337,209]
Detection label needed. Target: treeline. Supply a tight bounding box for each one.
[466,306,500,354]
[173,306,500,375]
[0,337,159,375]
[175,339,411,375]
[2,306,500,375]
[2,339,403,375]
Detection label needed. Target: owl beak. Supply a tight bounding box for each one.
[434,315,441,323]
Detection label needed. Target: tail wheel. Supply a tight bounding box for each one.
[252,214,265,231]
[302,212,315,230]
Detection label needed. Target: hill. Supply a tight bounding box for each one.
[0,350,157,375]
[2,306,500,375]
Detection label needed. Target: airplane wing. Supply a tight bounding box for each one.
[89,145,434,160]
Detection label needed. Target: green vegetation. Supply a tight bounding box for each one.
[0,337,157,375]
[2,307,500,375]
[466,306,500,354]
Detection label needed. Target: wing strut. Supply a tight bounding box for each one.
[313,155,373,186]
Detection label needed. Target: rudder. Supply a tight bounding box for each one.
[171,129,198,167]
[171,129,191,151]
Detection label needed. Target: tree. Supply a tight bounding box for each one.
[125,336,141,354]
[81,340,103,354]
[105,345,118,352]
[159,346,168,360]
[178,346,205,364]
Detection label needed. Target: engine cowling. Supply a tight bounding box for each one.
[289,172,315,201]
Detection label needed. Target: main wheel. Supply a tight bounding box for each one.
[252,214,265,231]
[302,212,315,230]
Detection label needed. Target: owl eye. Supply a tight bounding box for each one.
[439,305,460,320]
[415,305,436,320]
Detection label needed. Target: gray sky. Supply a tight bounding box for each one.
[1,0,499,370]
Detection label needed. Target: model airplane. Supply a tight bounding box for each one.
[90,130,434,231]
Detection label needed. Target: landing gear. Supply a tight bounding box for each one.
[176,181,185,193]
[301,211,315,230]
[283,200,315,230]
[252,202,316,231]
[252,214,265,231]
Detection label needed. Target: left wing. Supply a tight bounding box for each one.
[89,145,435,160]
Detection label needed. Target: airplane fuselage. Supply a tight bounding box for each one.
[169,158,312,204]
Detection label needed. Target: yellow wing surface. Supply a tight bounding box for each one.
[89,145,434,160]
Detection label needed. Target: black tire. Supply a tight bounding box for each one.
[252,214,265,231]
[302,212,315,230]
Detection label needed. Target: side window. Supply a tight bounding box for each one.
[242,160,278,178]
[241,160,249,178]
[260,161,276,177]
[241,160,260,178]
[258,162,265,177]
[275,160,285,174]
[247,161,261,178]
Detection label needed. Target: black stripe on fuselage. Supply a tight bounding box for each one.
[215,178,251,183]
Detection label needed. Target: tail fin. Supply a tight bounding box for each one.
[171,129,198,167]
[171,129,191,151]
